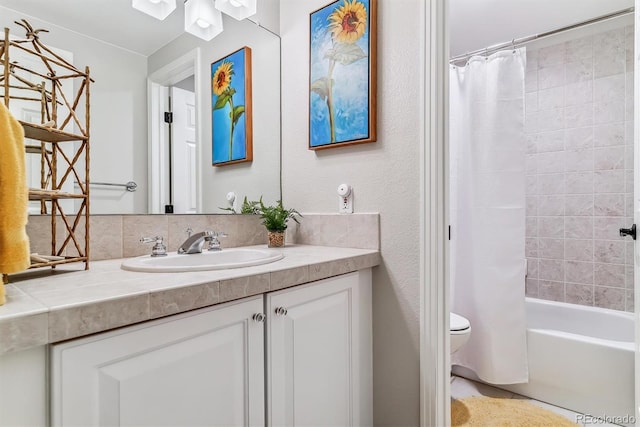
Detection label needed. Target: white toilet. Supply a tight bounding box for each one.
[450,312,471,354]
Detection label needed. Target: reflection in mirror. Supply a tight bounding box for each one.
[148,17,281,214]
[0,0,281,214]
[3,34,77,215]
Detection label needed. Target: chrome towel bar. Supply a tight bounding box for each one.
[76,181,137,192]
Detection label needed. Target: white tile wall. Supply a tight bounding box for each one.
[525,24,634,312]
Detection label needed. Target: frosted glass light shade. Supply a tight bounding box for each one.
[132,0,176,20]
[185,0,224,41]
[214,0,257,21]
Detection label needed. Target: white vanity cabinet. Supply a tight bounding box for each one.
[47,269,373,427]
[267,270,373,427]
[50,296,265,427]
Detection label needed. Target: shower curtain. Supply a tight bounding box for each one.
[450,48,528,384]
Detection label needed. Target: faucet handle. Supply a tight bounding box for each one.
[185,227,193,238]
[206,231,227,251]
[140,236,168,257]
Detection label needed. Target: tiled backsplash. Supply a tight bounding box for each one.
[26,213,380,262]
[524,23,634,312]
[287,213,380,250]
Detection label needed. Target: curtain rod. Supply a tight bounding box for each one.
[449,7,634,64]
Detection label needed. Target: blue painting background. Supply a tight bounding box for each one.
[212,48,247,163]
[310,0,370,147]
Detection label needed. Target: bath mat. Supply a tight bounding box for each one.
[451,396,578,426]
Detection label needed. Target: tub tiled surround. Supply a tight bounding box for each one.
[525,23,634,312]
[26,212,380,261]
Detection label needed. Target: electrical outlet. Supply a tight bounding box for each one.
[337,184,353,214]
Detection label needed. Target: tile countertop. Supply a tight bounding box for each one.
[0,245,380,356]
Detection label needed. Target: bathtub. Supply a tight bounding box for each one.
[456,298,635,424]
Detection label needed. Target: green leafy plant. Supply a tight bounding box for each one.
[258,198,302,232]
[219,206,237,214]
[219,196,260,214]
[240,196,260,214]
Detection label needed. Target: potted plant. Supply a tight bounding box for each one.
[258,199,301,248]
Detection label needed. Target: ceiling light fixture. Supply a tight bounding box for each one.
[131,0,256,41]
[185,0,223,41]
[132,0,177,20]
[214,0,257,21]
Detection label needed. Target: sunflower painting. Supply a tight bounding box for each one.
[309,0,377,150]
[211,47,253,166]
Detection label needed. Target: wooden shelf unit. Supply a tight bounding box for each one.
[28,189,88,200]
[21,121,88,143]
[1,20,91,281]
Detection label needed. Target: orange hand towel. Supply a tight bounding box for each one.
[0,102,30,303]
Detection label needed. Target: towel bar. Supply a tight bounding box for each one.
[75,181,137,192]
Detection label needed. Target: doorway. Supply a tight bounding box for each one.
[420,2,640,426]
[147,48,202,214]
[439,2,638,426]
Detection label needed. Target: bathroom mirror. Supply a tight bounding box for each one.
[0,0,281,215]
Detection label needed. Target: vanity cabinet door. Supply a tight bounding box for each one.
[266,269,372,427]
[51,296,265,427]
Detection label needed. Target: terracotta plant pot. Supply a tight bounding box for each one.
[267,231,285,248]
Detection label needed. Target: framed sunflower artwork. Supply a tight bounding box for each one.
[309,0,377,150]
[211,46,253,166]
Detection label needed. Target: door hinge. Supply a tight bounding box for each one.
[164,112,173,124]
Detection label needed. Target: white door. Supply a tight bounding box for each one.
[170,86,197,214]
[51,297,265,427]
[266,270,373,427]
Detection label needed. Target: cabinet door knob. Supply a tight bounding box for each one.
[252,313,266,323]
[274,307,288,316]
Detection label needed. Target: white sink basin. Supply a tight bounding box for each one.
[121,248,284,273]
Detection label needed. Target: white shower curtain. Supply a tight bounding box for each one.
[450,48,528,384]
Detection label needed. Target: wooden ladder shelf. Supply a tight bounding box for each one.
[1,19,92,282]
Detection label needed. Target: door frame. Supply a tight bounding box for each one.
[424,2,640,425]
[419,0,449,426]
[634,1,639,422]
[147,48,203,214]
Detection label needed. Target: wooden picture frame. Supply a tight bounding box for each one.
[211,46,253,166]
[309,0,377,150]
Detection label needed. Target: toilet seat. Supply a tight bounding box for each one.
[450,312,471,354]
[450,312,470,332]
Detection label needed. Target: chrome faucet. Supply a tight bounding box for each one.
[177,230,214,254]
[177,230,228,254]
